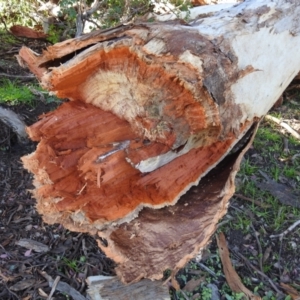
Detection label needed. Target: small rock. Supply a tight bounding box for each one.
[273,262,283,269]
[25,224,32,231]
[289,241,297,250]
[207,283,220,300]
[280,273,291,283]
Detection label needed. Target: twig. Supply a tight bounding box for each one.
[278,238,283,279]
[0,73,35,80]
[3,282,20,299]
[79,264,88,293]
[75,0,102,37]
[270,219,300,239]
[82,238,88,257]
[38,270,87,300]
[47,276,60,300]
[283,137,290,154]
[234,193,270,208]
[250,223,263,272]
[292,153,300,163]
[232,250,284,296]
[77,182,87,195]
[0,49,20,55]
[196,262,221,278]
[217,215,234,228]
[28,86,46,102]
[265,115,300,140]
[180,289,190,300]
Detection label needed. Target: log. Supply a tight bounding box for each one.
[19,0,300,284]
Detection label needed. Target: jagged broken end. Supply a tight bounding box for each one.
[21,100,252,231]
[96,122,258,284]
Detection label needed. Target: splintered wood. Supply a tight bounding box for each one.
[22,100,244,230]
[19,0,300,284]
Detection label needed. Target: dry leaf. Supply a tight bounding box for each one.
[262,246,272,264]
[183,277,205,292]
[0,270,16,282]
[10,279,35,291]
[24,249,32,257]
[280,283,300,300]
[16,238,49,253]
[38,288,48,298]
[217,232,261,300]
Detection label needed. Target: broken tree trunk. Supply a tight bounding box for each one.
[19,0,300,284]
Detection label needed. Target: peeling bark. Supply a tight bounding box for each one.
[19,0,300,284]
[10,25,47,39]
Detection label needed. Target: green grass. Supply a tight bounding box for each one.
[0,79,61,105]
[240,159,258,176]
[0,79,36,105]
[180,106,300,299]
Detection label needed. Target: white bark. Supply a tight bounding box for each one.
[86,276,169,300]
[0,107,28,144]
[150,2,239,22]
[136,0,300,172]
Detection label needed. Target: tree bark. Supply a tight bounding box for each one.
[86,276,170,300]
[19,0,300,284]
[0,107,28,144]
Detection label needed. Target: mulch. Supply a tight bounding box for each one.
[0,101,115,299]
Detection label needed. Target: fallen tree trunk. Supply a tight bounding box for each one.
[19,0,300,284]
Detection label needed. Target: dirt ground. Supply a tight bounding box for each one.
[1,35,300,300]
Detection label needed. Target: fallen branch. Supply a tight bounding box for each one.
[0,107,28,144]
[270,219,300,239]
[234,194,270,208]
[0,73,35,80]
[265,115,300,140]
[217,232,260,299]
[86,275,169,300]
[232,249,285,296]
[196,262,221,278]
[38,270,86,300]
[47,276,60,300]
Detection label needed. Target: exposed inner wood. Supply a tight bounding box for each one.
[22,100,248,228]
[97,124,257,283]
